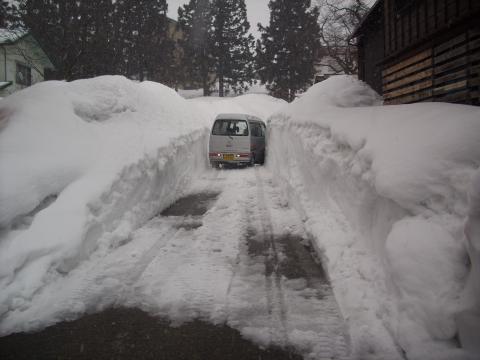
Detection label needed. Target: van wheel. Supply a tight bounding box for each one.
[259,151,265,165]
[249,155,255,167]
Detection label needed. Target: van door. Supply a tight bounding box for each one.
[210,119,251,157]
[249,121,265,162]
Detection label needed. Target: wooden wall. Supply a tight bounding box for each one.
[383,28,480,104]
[381,0,480,105]
[384,0,480,56]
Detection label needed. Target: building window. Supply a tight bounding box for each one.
[16,63,32,86]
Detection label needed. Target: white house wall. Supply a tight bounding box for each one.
[0,35,53,97]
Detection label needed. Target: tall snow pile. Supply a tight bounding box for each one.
[0,76,282,335]
[457,169,480,354]
[267,76,480,360]
[465,170,480,308]
[0,76,211,327]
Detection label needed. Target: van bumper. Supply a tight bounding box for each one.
[209,152,252,166]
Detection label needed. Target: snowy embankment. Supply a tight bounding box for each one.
[267,76,480,360]
[2,73,479,360]
[0,76,282,334]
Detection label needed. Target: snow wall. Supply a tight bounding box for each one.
[0,76,283,334]
[267,76,480,360]
[0,77,210,331]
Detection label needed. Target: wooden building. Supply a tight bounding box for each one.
[354,0,480,105]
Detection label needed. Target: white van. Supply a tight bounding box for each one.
[208,113,266,168]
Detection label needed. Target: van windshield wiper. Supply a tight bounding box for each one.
[228,135,233,140]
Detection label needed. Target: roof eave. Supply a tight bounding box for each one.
[0,29,30,45]
[351,0,384,39]
[0,81,13,90]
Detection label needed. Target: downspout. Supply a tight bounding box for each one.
[1,45,6,82]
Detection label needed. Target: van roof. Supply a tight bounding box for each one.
[215,113,262,122]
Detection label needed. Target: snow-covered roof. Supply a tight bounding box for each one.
[0,28,55,69]
[0,81,13,90]
[0,28,29,44]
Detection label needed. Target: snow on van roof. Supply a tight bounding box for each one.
[215,113,262,121]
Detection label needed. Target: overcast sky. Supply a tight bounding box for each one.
[166,0,270,39]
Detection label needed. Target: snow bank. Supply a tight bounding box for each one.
[267,75,480,359]
[0,76,210,323]
[0,76,207,228]
[465,169,480,310]
[386,218,467,357]
[0,76,282,335]
[457,170,480,354]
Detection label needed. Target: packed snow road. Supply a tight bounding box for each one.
[117,165,349,359]
[0,166,350,359]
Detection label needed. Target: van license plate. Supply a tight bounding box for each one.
[223,154,234,161]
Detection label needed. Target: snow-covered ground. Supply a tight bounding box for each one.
[1,75,479,360]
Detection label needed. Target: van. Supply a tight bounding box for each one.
[208,113,266,168]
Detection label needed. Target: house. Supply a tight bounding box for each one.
[314,47,345,83]
[0,29,55,97]
[313,46,358,84]
[353,0,480,105]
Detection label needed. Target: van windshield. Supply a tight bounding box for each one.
[212,119,249,136]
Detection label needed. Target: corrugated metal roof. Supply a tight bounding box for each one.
[0,28,29,44]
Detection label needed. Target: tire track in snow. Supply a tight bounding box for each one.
[72,170,226,309]
[9,166,350,358]
[251,167,351,359]
[253,167,291,346]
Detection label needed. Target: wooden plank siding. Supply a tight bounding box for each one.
[383,0,479,58]
[355,0,480,105]
[383,26,480,104]
[382,49,432,76]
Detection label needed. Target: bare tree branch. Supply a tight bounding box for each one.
[315,0,369,75]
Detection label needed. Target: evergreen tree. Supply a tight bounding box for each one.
[0,1,20,28]
[21,0,77,79]
[0,1,9,27]
[77,0,116,77]
[177,0,215,95]
[21,0,113,80]
[211,0,254,96]
[118,0,174,83]
[257,0,320,102]
[19,0,174,83]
